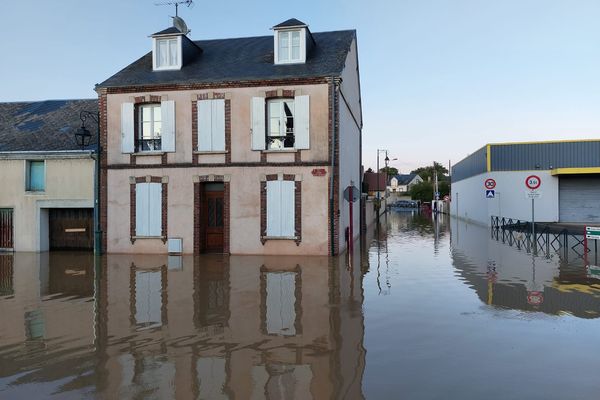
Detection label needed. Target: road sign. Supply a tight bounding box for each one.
[525,175,541,190]
[343,185,360,202]
[585,226,600,240]
[485,190,495,198]
[527,291,544,306]
[484,178,496,189]
[525,190,542,199]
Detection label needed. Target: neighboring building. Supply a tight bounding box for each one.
[389,173,423,193]
[363,171,386,198]
[96,18,362,255]
[0,100,97,252]
[451,139,600,225]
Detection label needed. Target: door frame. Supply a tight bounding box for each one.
[194,176,230,254]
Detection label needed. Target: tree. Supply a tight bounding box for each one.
[409,180,450,202]
[379,166,398,176]
[411,161,449,182]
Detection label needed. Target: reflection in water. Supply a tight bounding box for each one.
[0,247,366,399]
[451,218,600,318]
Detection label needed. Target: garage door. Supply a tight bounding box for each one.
[49,208,93,250]
[559,176,600,223]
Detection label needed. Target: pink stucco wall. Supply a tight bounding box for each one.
[105,83,334,255]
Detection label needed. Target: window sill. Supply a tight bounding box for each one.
[261,149,298,154]
[132,236,166,240]
[132,152,165,157]
[261,236,299,241]
[24,191,46,195]
[194,150,229,155]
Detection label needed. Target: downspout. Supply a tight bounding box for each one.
[329,77,339,256]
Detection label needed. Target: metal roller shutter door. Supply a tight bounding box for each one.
[559,176,600,223]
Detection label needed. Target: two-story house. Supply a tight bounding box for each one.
[96,18,362,255]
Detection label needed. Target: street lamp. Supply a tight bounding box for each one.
[75,110,102,255]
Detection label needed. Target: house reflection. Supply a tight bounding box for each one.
[0,243,367,399]
[451,218,600,318]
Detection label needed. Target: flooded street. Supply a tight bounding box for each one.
[2,212,600,399]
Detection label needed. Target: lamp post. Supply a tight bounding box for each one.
[376,149,391,223]
[75,111,101,255]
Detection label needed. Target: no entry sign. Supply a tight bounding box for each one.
[484,178,496,189]
[525,175,541,190]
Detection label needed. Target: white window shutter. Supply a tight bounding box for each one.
[251,97,266,150]
[161,100,176,152]
[121,102,135,153]
[280,181,295,237]
[212,99,226,151]
[148,183,162,236]
[266,180,281,236]
[197,100,213,151]
[135,183,149,236]
[294,95,310,149]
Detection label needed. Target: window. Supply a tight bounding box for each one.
[251,95,309,151]
[265,272,297,335]
[138,104,162,151]
[135,182,162,237]
[266,180,295,237]
[197,99,225,152]
[26,160,45,192]
[277,30,302,63]
[154,37,180,70]
[267,99,295,149]
[121,101,175,154]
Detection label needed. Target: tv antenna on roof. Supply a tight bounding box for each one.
[154,0,193,17]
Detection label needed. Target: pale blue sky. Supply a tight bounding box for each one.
[1,0,599,172]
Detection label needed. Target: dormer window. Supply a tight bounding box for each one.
[273,19,313,65]
[277,30,302,63]
[153,36,182,70]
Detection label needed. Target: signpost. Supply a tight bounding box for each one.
[584,226,600,268]
[484,179,496,199]
[525,175,541,245]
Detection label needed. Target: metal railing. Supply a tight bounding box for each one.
[490,216,597,263]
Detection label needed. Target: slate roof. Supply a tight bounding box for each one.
[0,99,98,152]
[393,174,421,185]
[97,29,356,89]
[273,18,307,28]
[152,26,182,36]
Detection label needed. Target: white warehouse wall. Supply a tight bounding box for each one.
[451,170,559,225]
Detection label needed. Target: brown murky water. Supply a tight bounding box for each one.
[2,212,600,399]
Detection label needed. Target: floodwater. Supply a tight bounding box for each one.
[1,212,600,399]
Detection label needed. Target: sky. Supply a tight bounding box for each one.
[1,0,599,173]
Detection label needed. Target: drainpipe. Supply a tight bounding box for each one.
[329,77,339,256]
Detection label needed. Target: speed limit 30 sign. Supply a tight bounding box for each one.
[484,178,496,189]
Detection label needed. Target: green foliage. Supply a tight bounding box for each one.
[411,161,449,182]
[409,181,433,202]
[409,180,450,202]
[379,166,398,176]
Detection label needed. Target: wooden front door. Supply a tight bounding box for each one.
[0,209,13,250]
[201,183,225,253]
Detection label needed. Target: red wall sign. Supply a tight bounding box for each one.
[312,168,327,177]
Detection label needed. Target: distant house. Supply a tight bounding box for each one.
[96,18,362,255]
[0,100,98,252]
[389,174,423,193]
[363,171,387,197]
